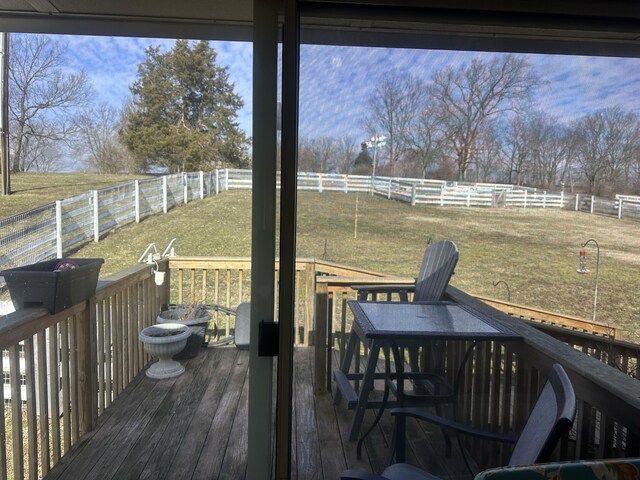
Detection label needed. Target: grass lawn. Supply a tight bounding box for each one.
[71,189,640,340]
[0,172,150,219]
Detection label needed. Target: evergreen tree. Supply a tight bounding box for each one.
[353,142,373,175]
[120,40,250,172]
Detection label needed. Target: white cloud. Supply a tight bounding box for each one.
[17,33,640,146]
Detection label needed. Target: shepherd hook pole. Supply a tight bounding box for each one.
[581,238,600,323]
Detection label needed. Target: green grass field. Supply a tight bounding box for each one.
[2,173,638,339]
[66,188,640,340]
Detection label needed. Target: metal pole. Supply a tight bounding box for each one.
[247,0,278,478]
[371,146,377,196]
[277,0,299,476]
[492,280,511,302]
[581,238,600,323]
[0,32,9,195]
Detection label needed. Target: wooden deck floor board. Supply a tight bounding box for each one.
[107,351,210,480]
[305,346,346,479]
[294,348,322,480]
[42,346,472,480]
[45,369,172,480]
[218,356,250,480]
[81,377,178,480]
[190,349,249,480]
[163,348,240,480]
[137,348,227,480]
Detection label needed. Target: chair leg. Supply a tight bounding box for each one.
[334,330,359,405]
[349,341,381,442]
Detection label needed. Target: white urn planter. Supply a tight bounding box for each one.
[156,306,212,359]
[139,323,190,379]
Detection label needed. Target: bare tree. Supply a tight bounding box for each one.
[405,105,445,179]
[19,124,63,172]
[298,137,317,173]
[572,107,640,194]
[333,136,357,174]
[527,113,570,188]
[74,102,141,173]
[365,72,425,176]
[298,136,339,173]
[429,55,540,181]
[500,115,532,185]
[473,122,501,182]
[9,34,91,172]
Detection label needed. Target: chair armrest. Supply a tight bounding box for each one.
[351,284,415,292]
[391,408,518,444]
[351,284,416,301]
[341,469,389,480]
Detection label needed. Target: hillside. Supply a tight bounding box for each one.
[0,172,150,219]
[70,189,640,340]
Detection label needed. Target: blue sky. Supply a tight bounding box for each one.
[62,35,640,145]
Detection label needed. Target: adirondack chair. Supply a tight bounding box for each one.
[341,364,577,480]
[334,240,459,441]
[353,239,459,303]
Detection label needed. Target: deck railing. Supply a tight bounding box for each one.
[0,261,166,480]
[1,256,639,479]
[313,274,640,471]
[167,256,383,345]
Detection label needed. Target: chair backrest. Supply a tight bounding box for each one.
[413,240,459,302]
[508,364,576,466]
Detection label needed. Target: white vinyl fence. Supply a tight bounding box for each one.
[0,171,226,271]
[2,168,640,272]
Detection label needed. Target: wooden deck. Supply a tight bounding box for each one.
[44,346,472,480]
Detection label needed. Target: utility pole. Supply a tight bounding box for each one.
[0,32,10,195]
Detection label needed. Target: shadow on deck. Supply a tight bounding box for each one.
[44,346,472,480]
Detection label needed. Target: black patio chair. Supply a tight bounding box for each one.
[341,363,577,480]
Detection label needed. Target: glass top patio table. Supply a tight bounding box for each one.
[348,300,522,341]
[340,299,522,448]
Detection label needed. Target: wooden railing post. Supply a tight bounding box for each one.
[160,259,171,309]
[314,280,329,394]
[304,261,315,346]
[77,299,98,436]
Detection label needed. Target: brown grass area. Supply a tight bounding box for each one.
[0,172,150,220]
[69,189,640,340]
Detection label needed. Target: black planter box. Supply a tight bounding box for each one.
[1,258,104,314]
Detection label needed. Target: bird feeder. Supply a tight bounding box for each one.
[577,249,590,274]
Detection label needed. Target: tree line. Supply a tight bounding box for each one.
[7,36,640,196]
[300,55,640,196]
